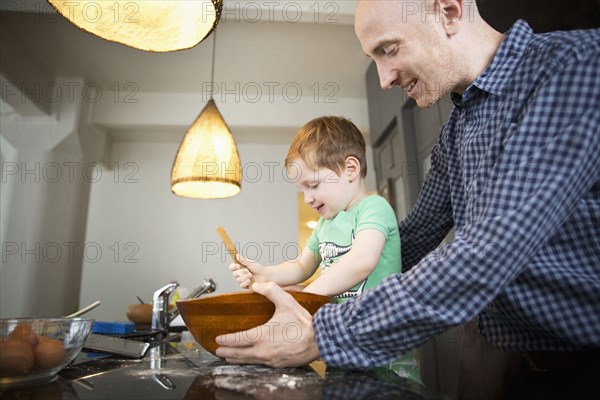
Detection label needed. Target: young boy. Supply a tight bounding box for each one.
[230,116,420,382]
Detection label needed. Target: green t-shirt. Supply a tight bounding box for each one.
[306,195,401,302]
[306,195,421,383]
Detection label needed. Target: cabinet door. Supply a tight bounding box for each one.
[379,87,403,139]
[389,126,405,179]
[376,142,394,191]
[365,62,382,143]
[366,62,404,146]
[393,175,408,221]
[413,104,442,160]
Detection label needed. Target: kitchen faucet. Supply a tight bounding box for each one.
[151,278,216,333]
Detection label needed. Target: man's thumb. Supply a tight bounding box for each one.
[251,281,291,306]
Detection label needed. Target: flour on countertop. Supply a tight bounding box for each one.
[210,365,319,396]
[212,364,273,375]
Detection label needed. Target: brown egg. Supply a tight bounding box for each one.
[34,337,66,370]
[0,340,35,376]
[8,323,38,347]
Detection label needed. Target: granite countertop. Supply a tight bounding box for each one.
[1,342,447,399]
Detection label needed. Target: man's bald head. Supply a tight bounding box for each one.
[354,0,501,107]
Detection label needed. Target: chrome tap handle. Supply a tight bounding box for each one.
[188,278,216,298]
[168,278,216,323]
[151,283,178,332]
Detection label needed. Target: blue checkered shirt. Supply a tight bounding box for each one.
[313,20,600,368]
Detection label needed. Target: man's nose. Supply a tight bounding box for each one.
[377,63,397,90]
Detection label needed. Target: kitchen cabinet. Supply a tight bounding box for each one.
[365,61,459,398]
[413,104,443,162]
[365,62,405,147]
[371,116,421,220]
[374,124,402,191]
[366,62,421,219]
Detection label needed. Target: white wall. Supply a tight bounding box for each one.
[81,141,299,321]
[0,77,105,319]
[0,147,92,318]
[80,138,376,321]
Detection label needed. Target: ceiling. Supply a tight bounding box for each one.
[5,1,596,144]
[0,1,370,238]
[1,0,370,143]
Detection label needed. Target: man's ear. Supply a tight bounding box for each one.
[437,0,462,36]
[344,156,361,182]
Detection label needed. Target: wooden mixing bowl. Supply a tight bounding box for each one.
[126,304,153,325]
[176,291,332,355]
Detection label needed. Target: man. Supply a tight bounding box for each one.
[216,0,600,397]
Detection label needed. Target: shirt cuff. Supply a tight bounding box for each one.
[313,302,373,368]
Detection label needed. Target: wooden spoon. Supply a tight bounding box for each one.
[216,226,255,287]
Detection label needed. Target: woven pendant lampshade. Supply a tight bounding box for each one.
[171,99,242,198]
[171,30,241,199]
[171,30,242,199]
[47,0,223,52]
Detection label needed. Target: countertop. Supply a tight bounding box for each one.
[1,341,447,399]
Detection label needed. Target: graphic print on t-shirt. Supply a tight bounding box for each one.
[318,230,367,299]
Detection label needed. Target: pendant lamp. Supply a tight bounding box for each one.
[171,32,242,199]
[48,0,223,52]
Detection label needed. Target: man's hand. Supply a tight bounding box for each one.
[215,282,321,368]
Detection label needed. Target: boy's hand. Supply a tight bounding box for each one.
[228,254,265,288]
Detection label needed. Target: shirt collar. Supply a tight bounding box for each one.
[452,20,534,105]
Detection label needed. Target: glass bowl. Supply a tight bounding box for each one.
[0,317,93,388]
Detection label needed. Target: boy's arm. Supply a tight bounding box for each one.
[265,247,321,286]
[303,229,385,296]
[235,247,320,287]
